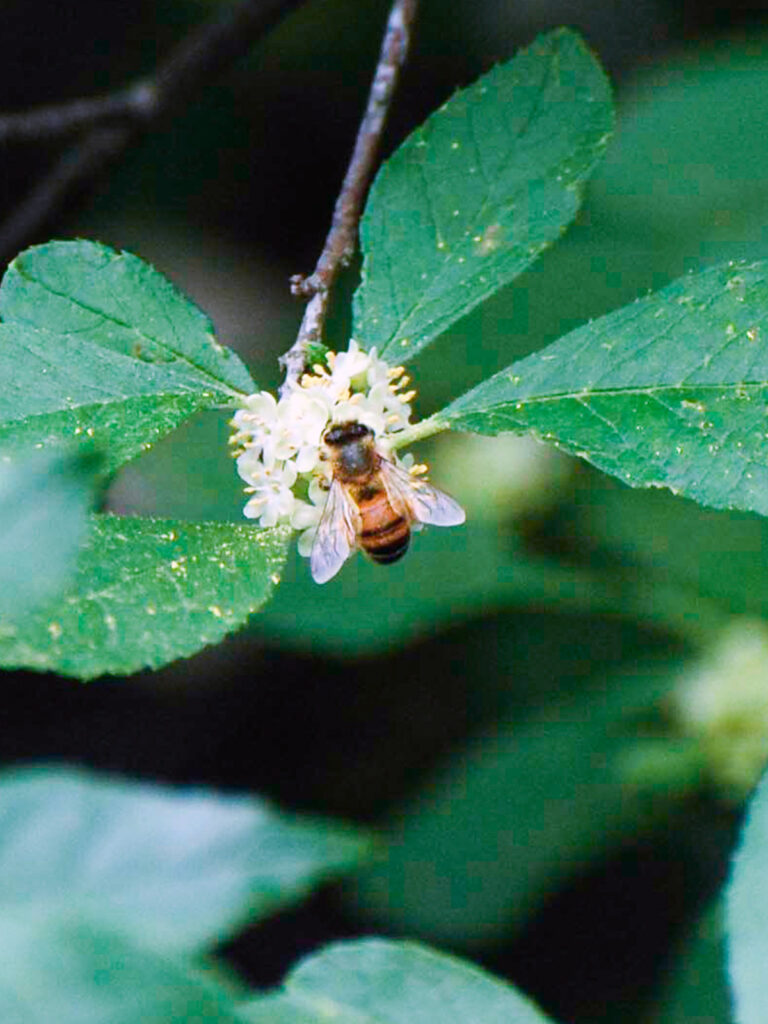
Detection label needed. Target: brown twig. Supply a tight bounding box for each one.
[280,0,419,393]
[0,127,131,261]
[0,0,307,264]
[0,85,154,146]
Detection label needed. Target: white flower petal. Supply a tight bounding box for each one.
[297,526,318,557]
[243,391,278,417]
[295,445,320,473]
[291,500,322,529]
[308,475,330,504]
[234,340,419,551]
[243,496,266,519]
[280,460,298,488]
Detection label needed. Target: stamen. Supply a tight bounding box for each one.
[409,463,429,476]
[400,389,417,403]
[387,365,406,379]
[228,431,251,446]
[386,413,402,425]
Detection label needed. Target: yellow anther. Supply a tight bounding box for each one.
[387,365,406,379]
[400,389,417,403]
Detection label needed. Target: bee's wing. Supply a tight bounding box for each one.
[310,480,360,584]
[380,459,466,527]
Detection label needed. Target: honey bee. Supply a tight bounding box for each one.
[310,420,465,583]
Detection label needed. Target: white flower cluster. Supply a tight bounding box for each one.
[230,341,416,550]
[672,617,768,796]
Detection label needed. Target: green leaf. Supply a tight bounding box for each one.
[651,904,731,1024]
[0,514,290,679]
[353,28,614,363]
[0,448,101,622]
[0,917,244,1024]
[350,662,680,945]
[0,241,255,471]
[256,515,707,658]
[726,767,768,1023]
[256,521,520,655]
[439,260,768,517]
[0,766,368,954]
[243,939,555,1024]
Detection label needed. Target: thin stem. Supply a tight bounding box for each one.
[0,126,131,262]
[280,0,419,394]
[152,0,307,117]
[0,85,154,146]
[386,413,450,450]
[0,0,307,263]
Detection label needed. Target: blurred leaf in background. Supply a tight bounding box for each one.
[347,655,686,947]
[0,447,101,623]
[648,903,730,1024]
[0,766,369,953]
[0,918,245,1024]
[244,938,556,1024]
[0,765,371,1021]
[727,766,768,1024]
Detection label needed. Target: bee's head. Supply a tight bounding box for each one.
[323,420,373,447]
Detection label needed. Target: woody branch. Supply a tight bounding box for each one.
[280,0,419,395]
[0,0,307,264]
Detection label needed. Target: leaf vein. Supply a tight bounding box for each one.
[12,262,245,399]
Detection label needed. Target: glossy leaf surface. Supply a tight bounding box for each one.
[354,28,613,363]
[0,241,254,470]
[0,515,289,679]
[441,260,768,516]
